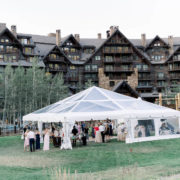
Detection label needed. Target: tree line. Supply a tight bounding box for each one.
[0,61,69,126]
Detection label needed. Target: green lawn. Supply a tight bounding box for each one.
[1,136,180,180]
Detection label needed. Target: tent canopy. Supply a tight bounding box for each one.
[23,86,180,123]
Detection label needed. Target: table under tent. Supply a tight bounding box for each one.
[23,86,180,149]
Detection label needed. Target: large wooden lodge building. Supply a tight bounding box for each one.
[0,23,180,102]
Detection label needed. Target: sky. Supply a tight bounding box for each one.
[0,0,180,39]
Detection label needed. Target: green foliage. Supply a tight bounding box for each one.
[0,59,69,124]
[85,79,94,89]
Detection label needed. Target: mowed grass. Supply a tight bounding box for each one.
[1,136,180,180]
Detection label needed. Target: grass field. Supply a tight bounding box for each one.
[1,136,180,180]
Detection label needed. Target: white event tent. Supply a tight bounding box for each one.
[23,86,180,149]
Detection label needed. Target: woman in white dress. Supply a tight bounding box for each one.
[24,129,29,151]
[43,128,50,151]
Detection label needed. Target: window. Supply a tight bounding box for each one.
[66,42,73,46]
[92,65,98,71]
[70,65,76,70]
[25,48,32,54]
[70,48,76,53]
[0,45,4,52]
[109,81,115,87]
[85,65,91,71]
[157,81,165,86]
[49,64,53,68]
[49,54,56,59]
[12,56,16,61]
[157,72,164,78]
[136,64,141,70]
[105,65,113,71]
[0,55,3,61]
[6,46,13,52]
[55,64,59,70]
[5,39,9,43]
[0,39,4,42]
[95,56,101,61]
[20,39,28,44]
[142,64,148,70]
[105,56,113,62]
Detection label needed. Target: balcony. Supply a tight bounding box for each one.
[103,49,133,54]
[137,68,150,72]
[47,68,66,72]
[84,69,98,73]
[138,76,152,80]
[47,57,65,63]
[170,74,180,80]
[104,67,133,72]
[169,67,180,71]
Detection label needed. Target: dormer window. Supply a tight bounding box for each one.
[20,38,28,44]
[154,43,160,46]
[66,42,73,46]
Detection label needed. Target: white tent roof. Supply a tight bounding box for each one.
[23,86,180,122]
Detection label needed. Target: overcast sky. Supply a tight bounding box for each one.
[1,0,179,39]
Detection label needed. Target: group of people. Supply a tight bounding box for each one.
[71,120,114,147]
[23,125,63,152]
[24,127,40,152]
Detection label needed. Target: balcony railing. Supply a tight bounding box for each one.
[169,67,180,71]
[47,68,66,72]
[137,68,150,72]
[104,67,133,72]
[84,69,98,72]
[103,49,133,54]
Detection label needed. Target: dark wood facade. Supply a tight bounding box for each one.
[0,24,180,101]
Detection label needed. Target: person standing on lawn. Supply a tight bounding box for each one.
[43,128,50,151]
[99,123,105,143]
[27,129,35,152]
[35,129,40,150]
[24,129,29,152]
[72,126,78,147]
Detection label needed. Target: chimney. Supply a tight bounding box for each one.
[141,34,146,47]
[48,33,56,37]
[74,34,80,42]
[168,35,173,54]
[56,29,61,46]
[0,23,6,29]
[97,33,101,39]
[109,26,119,36]
[11,25,17,37]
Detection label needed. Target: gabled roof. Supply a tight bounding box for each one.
[85,29,151,65]
[61,34,82,48]
[0,28,23,48]
[43,45,71,64]
[145,35,169,50]
[112,80,139,98]
[166,46,180,63]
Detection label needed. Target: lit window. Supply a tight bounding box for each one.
[95,56,101,61]
[71,48,76,53]
[70,65,76,70]
[0,39,4,42]
[5,39,9,43]
[0,55,3,60]
[0,45,4,51]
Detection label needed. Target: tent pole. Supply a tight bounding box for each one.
[38,121,43,143]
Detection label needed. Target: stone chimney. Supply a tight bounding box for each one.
[0,23,6,29]
[97,33,102,39]
[168,35,174,54]
[11,25,17,37]
[48,33,56,37]
[110,26,119,36]
[74,34,80,42]
[141,34,146,47]
[56,29,61,46]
